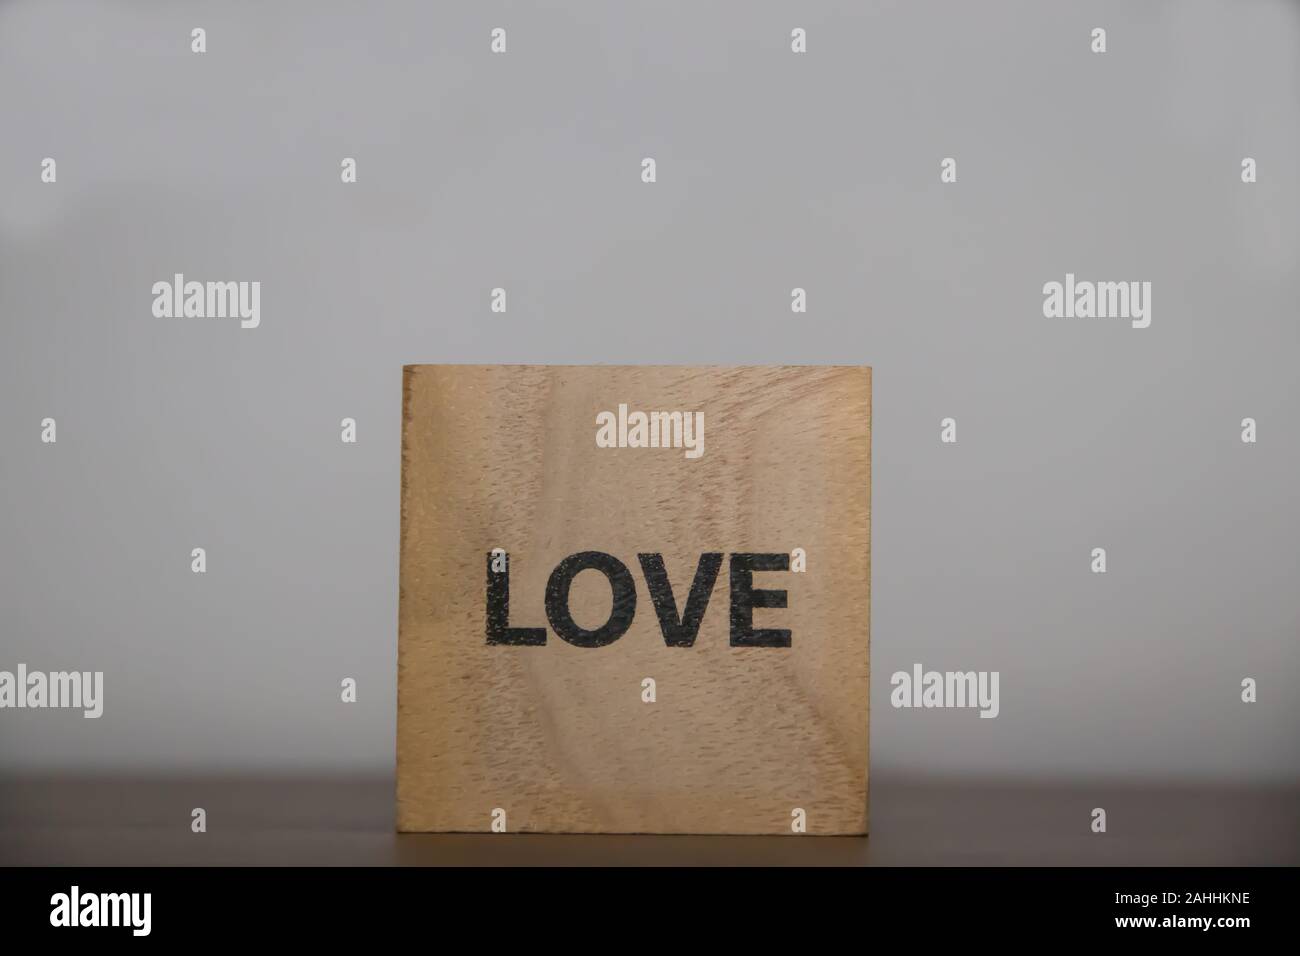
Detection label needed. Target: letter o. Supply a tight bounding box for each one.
[545,552,636,647]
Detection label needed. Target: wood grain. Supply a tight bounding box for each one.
[397,366,870,834]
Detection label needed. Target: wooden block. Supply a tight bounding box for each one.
[396,365,871,834]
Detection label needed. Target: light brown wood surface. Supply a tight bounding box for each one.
[397,365,870,834]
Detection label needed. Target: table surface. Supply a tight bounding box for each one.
[3,773,1296,866]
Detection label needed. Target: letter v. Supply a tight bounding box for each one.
[637,553,723,646]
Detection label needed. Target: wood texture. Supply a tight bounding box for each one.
[397,366,870,834]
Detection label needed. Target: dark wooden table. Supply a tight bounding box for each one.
[3,773,1296,865]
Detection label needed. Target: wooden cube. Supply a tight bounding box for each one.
[397,365,870,834]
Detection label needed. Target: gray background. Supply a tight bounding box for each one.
[1,0,1297,790]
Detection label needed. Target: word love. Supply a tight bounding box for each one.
[486,550,793,648]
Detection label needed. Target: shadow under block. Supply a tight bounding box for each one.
[397,366,871,834]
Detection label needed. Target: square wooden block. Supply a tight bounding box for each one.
[397,365,870,834]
